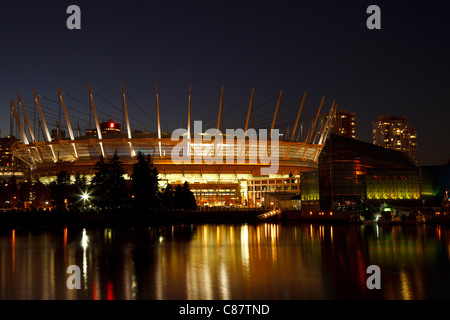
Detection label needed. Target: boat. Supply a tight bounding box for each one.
[363,218,376,225]
[349,214,366,224]
[403,211,426,225]
[358,215,377,225]
[377,211,402,225]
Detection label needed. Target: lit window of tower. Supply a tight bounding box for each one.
[372,115,418,165]
[330,109,356,139]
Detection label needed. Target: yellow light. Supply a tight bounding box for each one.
[330,212,333,216]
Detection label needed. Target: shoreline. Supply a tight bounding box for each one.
[1,209,448,229]
[0,210,264,229]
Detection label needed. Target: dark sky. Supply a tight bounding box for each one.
[1,0,449,165]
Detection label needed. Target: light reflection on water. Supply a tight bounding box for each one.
[0,223,449,300]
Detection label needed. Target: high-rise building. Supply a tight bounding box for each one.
[0,135,25,178]
[331,109,356,139]
[372,115,418,164]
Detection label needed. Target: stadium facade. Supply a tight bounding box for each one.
[10,85,337,207]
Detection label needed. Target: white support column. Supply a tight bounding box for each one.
[156,84,162,157]
[89,84,105,157]
[122,84,135,157]
[17,94,35,143]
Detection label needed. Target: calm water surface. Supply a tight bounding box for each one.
[1,223,449,300]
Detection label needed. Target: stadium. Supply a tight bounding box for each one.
[10,84,336,207]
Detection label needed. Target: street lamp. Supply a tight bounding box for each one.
[81,192,90,202]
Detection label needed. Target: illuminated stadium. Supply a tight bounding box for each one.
[10,84,336,207]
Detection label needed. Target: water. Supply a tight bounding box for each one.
[0,223,449,300]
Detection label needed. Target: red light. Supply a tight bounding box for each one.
[110,122,115,128]
[107,281,114,300]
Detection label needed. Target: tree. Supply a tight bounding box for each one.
[50,171,71,211]
[131,152,160,212]
[18,180,32,209]
[173,184,184,210]
[6,176,18,208]
[161,184,174,210]
[0,180,10,207]
[91,155,108,209]
[69,172,90,210]
[91,151,128,211]
[182,182,197,211]
[31,180,50,210]
[173,182,197,211]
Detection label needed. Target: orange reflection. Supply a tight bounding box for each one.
[63,227,68,266]
[216,225,220,246]
[330,226,334,244]
[11,229,15,279]
[64,227,68,246]
[1,223,444,300]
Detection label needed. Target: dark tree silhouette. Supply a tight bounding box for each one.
[173,184,184,210]
[50,171,71,211]
[0,180,6,205]
[18,180,32,209]
[131,152,160,212]
[6,176,18,207]
[70,172,90,210]
[173,182,197,211]
[31,180,50,209]
[183,181,197,211]
[161,184,174,210]
[91,151,128,211]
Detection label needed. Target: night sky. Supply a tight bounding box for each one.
[0,0,449,166]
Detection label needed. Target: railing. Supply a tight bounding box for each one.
[198,206,264,213]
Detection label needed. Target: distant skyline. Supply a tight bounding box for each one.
[1,0,449,166]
